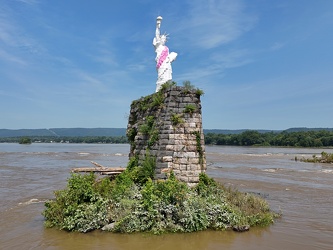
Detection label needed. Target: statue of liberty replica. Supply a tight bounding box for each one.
[153,16,178,92]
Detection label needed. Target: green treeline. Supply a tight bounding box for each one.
[0,136,128,144]
[2,130,333,147]
[205,130,333,147]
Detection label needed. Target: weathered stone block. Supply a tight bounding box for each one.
[170,90,180,96]
[183,97,193,103]
[167,102,177,108]
[189,164,201,171]
[172,170,181,175]
[178,157,190,164]
[162,156,173,162]
[186,145,197,152]
[159,139,170,145]
[189,122,196,128]
[188,177,199,183]
[189,158,200,164]
[173,127,184,133]
[180,165,187,171]
[177,176,189,182]
[156,162,169,169]
[157,150,173,157]
[185,127,199,134]
[174,134,186,140]
[159,134,169,140]
[172,163,180,170]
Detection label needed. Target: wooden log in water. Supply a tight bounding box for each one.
[91,161,106,169]
[100,171,123,175]
[71,167,125,173]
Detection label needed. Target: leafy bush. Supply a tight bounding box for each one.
[43,167,278,233]
[132,151,156,185]
[43,173,111,232]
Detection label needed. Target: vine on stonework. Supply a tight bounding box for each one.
[192,131,204,170]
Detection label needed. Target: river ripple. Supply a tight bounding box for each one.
[0,143,332,250]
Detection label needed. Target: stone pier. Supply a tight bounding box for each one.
[127,85,206,186]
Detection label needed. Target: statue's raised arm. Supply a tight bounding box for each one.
[155,16,162,40]
[153,16,177,92]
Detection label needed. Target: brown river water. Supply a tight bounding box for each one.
[1,143,333,250]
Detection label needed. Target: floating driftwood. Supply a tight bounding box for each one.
[71,167,125,173]
[91,161,107,169]
[71,161,125,176]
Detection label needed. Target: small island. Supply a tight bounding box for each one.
[19,137,32,144]
[301,151,333,164]
[43,82,279,234]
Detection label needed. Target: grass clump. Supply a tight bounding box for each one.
[170,113,184,126]
[182,80,204,96]
[159,80,177,92]
[184,104,196,115]
[43,163,278,234]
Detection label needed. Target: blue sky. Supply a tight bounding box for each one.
[1,0,332,130]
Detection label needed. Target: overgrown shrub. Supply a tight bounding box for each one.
[43,173,112,232]
[43,165,278,233]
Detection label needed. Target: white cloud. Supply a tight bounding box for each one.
[91,49,119,67]
[210,48,253,68]
[270,42,286,51]
[0,9,18,46]
[174,0,257,49]
[0,48,27,65]
[0,3,44,67]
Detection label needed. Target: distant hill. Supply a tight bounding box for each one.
[49,128,126,137]
[0,127,332,138]
[203,129,280,134]
[0,129,54,137]
[283,127,333,133]
[0,128,127,138]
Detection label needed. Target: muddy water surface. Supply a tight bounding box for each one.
[1,143,332,250]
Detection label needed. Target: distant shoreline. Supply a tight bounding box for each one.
[1,127,333,138]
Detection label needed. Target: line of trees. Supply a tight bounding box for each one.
[1,130,333,147]
[204,130,333,147]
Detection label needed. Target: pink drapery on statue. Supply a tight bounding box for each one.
[156,46,169,69]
